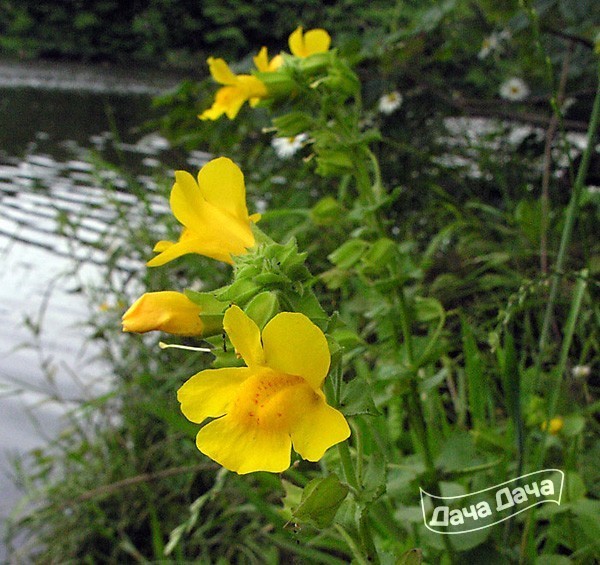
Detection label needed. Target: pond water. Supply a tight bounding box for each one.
[0,59,208,558]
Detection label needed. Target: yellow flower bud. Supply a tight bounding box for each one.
[122,291,204,336]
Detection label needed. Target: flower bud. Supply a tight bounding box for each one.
[122,291,206,336]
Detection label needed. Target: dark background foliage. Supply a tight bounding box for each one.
[0,0,396,66]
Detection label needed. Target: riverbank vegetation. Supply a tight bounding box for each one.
[5,0,600,563]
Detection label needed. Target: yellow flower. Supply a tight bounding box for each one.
[122,291,205,336]
[541,417,564,435]
[178,305,350,474]
[147,157,260,267]
[253,46,284,72]
[288,26,331,58]
[200,57,268,120]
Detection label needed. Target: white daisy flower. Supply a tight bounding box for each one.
[499,77,530,101]
[378,91,403,115]
[478,30,511,59]
[478,33,500,59]
[271,133,309,159]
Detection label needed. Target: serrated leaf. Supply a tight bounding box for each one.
[280,479,304,522]
[360,451,387,504]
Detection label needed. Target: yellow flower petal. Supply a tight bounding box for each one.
[207,57,237,85]
[288,26,305,57]
[122,291,204,335]
[170,170,206,229]
[237,75,268,98]
[197,157,249,224]
[199,105,224,121]
[289,26,331,58]
[269,54,284,71]
[196,414,291,474]
[219,86,251,119]
[262,312,330,388]
[223,305,265,367]
[199,85,248,121]
[147,235,235,266]
[153,240,174,253]
[253,47,284,72]
[178,367,252,423]
[170,170,253,246]
[291,390,350,461]
[303,28,331,55]
[253,46,270,72]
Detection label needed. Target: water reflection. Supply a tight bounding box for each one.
[0,65,206,557]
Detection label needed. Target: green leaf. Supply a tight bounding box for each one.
[561,414,585,437]
[436,431,484,473]
[535,557,572,565]
[396,548,423,565]
[565,472,587,502]
[280,479,304,523]
[315,149,355,177]
[413,297,444,323]
[340,377,380,417]
[360,238,397,275]
[184,290,227,314]
[360,451,387,504]
[292,474,349,529]
[285,290,329,329]
[571,498,600,545]
[310,196,345,226]
[461,317,488,429]
[328,239,369,269]
[272,111,314,137]
[216,279,261,304]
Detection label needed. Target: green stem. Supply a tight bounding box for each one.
[336,441,379,563]
[396,287,415,365]
[367,148,384,201]
[534,62,600,380]
[534,269,588,470]
[334,525,370,565]
[407,381,436,473]
[520,62,599,565]
[396,284,454,558]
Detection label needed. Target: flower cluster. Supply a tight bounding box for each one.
[123,60,351,472]
[200,26,331,121]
